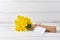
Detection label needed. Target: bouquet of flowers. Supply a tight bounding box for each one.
[14,16,32,32]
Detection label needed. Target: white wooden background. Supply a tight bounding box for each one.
[0,0,60,23]
[0,0,60,40]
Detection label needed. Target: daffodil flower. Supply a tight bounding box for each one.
[14,16,32,32]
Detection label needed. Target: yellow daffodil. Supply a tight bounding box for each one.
[14,15,32,32]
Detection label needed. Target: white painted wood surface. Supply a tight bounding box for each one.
[0,23,60,40]
[0,0,60,23]
[0,31,60,40]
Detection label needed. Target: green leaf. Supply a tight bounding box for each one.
[26,24,31,29]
